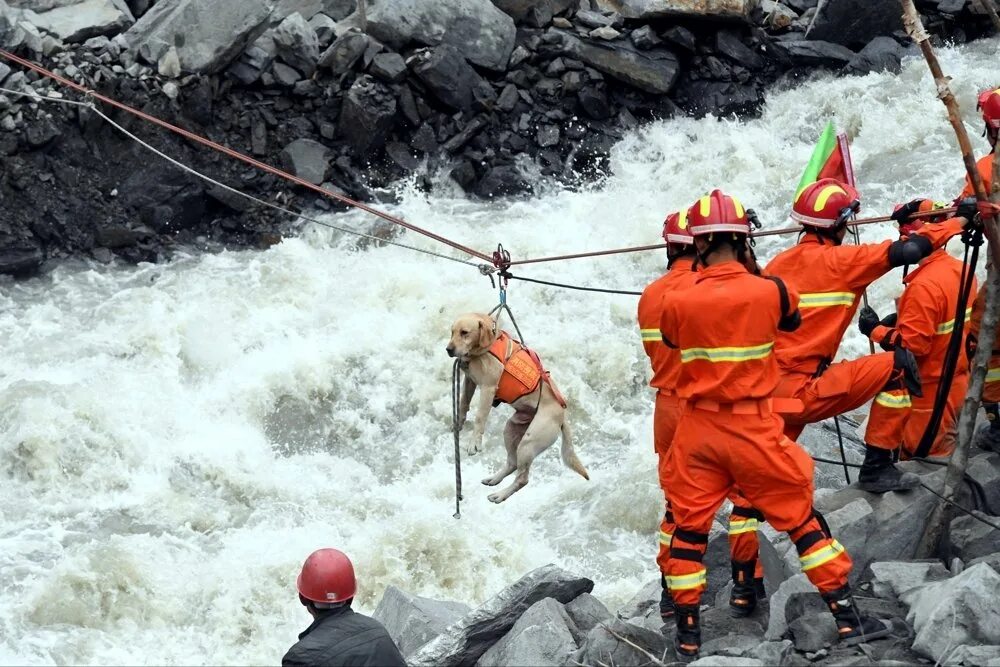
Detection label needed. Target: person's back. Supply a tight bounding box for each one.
[283,606,406,667]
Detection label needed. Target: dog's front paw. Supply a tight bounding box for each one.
[465,438,483,456]
[487,492,505,504]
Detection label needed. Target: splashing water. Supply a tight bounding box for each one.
[1,38,997,665]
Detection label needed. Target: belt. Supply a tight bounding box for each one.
[682,397,805,415]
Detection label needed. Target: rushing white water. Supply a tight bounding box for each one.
[1,38,997,665]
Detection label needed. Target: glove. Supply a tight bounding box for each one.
[858,305,880,337]
[881,312,898,328]
[979,200,1000,220]
[894,346,923,398]
[955,197,979,226]
[890,199,925,223]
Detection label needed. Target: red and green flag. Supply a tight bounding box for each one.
[795,121,855,199]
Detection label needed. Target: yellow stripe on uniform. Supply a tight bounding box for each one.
[680,342,774,364]
[659,530,673,546]
[799,540,847,572]
[936,308,973,335]
[666,570,707,591]
[987,367,1000,384]
[728,517,759,535]
[641,328,661,342]
[798,292,856,308]
[875,391,912,409]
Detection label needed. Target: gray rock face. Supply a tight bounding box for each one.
[575,619,669,666]
[805,0,903,49]
[338,75,397,154]
[779,39,854,67]
[410,45,490,111]
[273,12,320,76]
[477,598,579,666]
[308,12,336,46]
[689,657,764,667]
[490,0,574,22]
[318,30,368,74]
[765,574,817,640]
[372,585,471,658]
[0,244,44,276]
[279,138,331,184]
[788,612,838,652]
[552,31,679,94]
[751,640,794,665]
[701,634,759,658]
[125,0,275,74]
[354,0,516,71]
[565,593,611,634]
[407,565,594,667]
[590,0,759,20]
[369,51,407,82]
[870,561,951,600]
[949,513,1000,562]
[845,36,906,75]
[715,29,764,69]
[968,451,1000,515]
[615,577,660,621]
[321,0,354,20]
[903,563,1000,663]
[30,0,134,43]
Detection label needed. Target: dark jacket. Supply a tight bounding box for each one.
[282,607,407,667]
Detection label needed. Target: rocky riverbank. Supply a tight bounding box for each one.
[370,446,1000,666]
[0,0,996,276]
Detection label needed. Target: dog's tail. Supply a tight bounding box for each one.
[560,421,590,481]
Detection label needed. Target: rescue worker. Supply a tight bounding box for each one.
[962,87,1000,450]
[637,211,764,620]
[283,548,407,667]
[858,198,981,460]
[661,190,891,662]
[766,178,973,492]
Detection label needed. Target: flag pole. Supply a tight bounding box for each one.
[838,132,878,354]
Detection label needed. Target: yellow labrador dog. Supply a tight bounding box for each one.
[446,313,589,503]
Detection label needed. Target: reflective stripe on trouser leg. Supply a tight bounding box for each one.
[657,507,675,574]
[728,504,762,564]
[666,528,709,606]
[864,389,910,450]
[789,518,852,595]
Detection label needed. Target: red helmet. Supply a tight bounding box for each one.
[978,87,1000,129]
[297,549,357,604]
[687,190,750,237]
[791,178,861,228]
[895,199,948,236]
[662,209,693,245]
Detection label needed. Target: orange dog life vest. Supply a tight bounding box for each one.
[487,331,566,408]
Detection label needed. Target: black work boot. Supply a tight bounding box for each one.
[754,577,767,601]
[823,588,893,646]
[975,403,1000,453]
[858,445,920,493]
[673,605,701,663]
[659,576,675,620]
[729,560,758,618]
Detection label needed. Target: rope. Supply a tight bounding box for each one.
[832,416,852,484]
[0,49,494,263]
[451,360,464,519]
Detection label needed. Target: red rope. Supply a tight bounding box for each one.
[0,49,495,263]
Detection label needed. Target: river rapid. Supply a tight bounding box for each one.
[0,38,997,665]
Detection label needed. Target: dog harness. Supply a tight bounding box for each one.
[487,331,566,408]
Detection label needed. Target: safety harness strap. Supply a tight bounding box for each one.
[670,547,705,563]
[673,528,709,545]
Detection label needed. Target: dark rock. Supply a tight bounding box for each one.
[662,25,697,52]
[805,0,903,49]
[443,116,487,153]
[410,123,439,153]
[273,12,320,76]
[788,612,839,652]
[562,69,585,93]
[766,574,818,640]
[524,2,553,28]
[715,30,764,70]
[449,160,477,188]
[938,0,966,13]
[751,640,794,665]
[845,36,906,75]
[251,117,268,155]
[318,30,368,74]
[120,166,206,234]
[478,597,579,667]
[228,38,276,85]
[95,225,148,248]
[577,85,611,120]
[0,243,44,276]
[508,44,532,68]
[322,0,355,20]
[410,45,490,111]
[678,78,762,117]
[407,565,593,667]
[385,142,421,171]
[474,164,528,198]
[358,0,516,72]
[338,75,397,154]
[24,118,61,148]
[490,0,575,22]
[372,585,471,658]
[551,30,680,94]
[967,452,1000,515]
[630,25,661,49]
[949,513,1000,562]
[272,61,302,86]
[785,0,818,10]
[701,634,760,658]
[206,183,253,212]
[779,39,855,67]
[309,12,337,46]
[574,619,668,666]
[369,52,407,83]
[564,593,611,635]
[536,124,559,147]
[279,138,331,184]
[575,9,616,28]
[497,83,520,112]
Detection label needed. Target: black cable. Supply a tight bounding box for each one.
[833,417,852,484]
[506,273,642,296]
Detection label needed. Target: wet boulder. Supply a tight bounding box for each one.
[29,0,134,43]
[407,564,593,667]
[565,593,612,635]
[409,45,491,111]
[279,138,331,184]
[318,29,368,74]
[845,36,907,75]
[372,585,471,657]
[805,0,903,49]
[949,513,1000,562]
[338,75,397,154]
[573,619,669,666]
[490,0,574,23]
[550,30,680,94]
[477,597,580,666]
[779,39,855,68]
[272,11,320,76]
[0,242,44,276]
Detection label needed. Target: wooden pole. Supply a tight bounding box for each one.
[973,0,1000,34]
[358,0,367,32]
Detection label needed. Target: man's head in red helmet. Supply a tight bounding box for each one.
[662,209,695,263]
[978,87,1000,149]
[791,178,861,245]
[297,548,357,617]
[686,190,758,271]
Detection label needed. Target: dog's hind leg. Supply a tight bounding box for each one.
[482,412,529,486]
[487,414,560,503]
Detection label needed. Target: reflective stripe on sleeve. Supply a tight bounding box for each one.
[680,342,774,364]
[798,292,856,308]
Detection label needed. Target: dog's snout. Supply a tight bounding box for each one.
[446,345,455,357]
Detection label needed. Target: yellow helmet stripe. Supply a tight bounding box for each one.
[698,196,712,217]
[732,197,745,218]
[677,209,688,229]
[813,184,847,212]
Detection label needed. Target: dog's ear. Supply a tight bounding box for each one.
[477,316,495,350]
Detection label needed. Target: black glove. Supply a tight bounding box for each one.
[956,197,979,226]
[890,199,925,223]
[894,346,923,398]
[881,312,897,328]
[858,305,880,337]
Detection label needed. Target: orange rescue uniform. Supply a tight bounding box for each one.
[865,250,976,458]
[766,221,966,440]
[969,283,1000,403]
[959,153,995,198]
[660,261,852,607]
